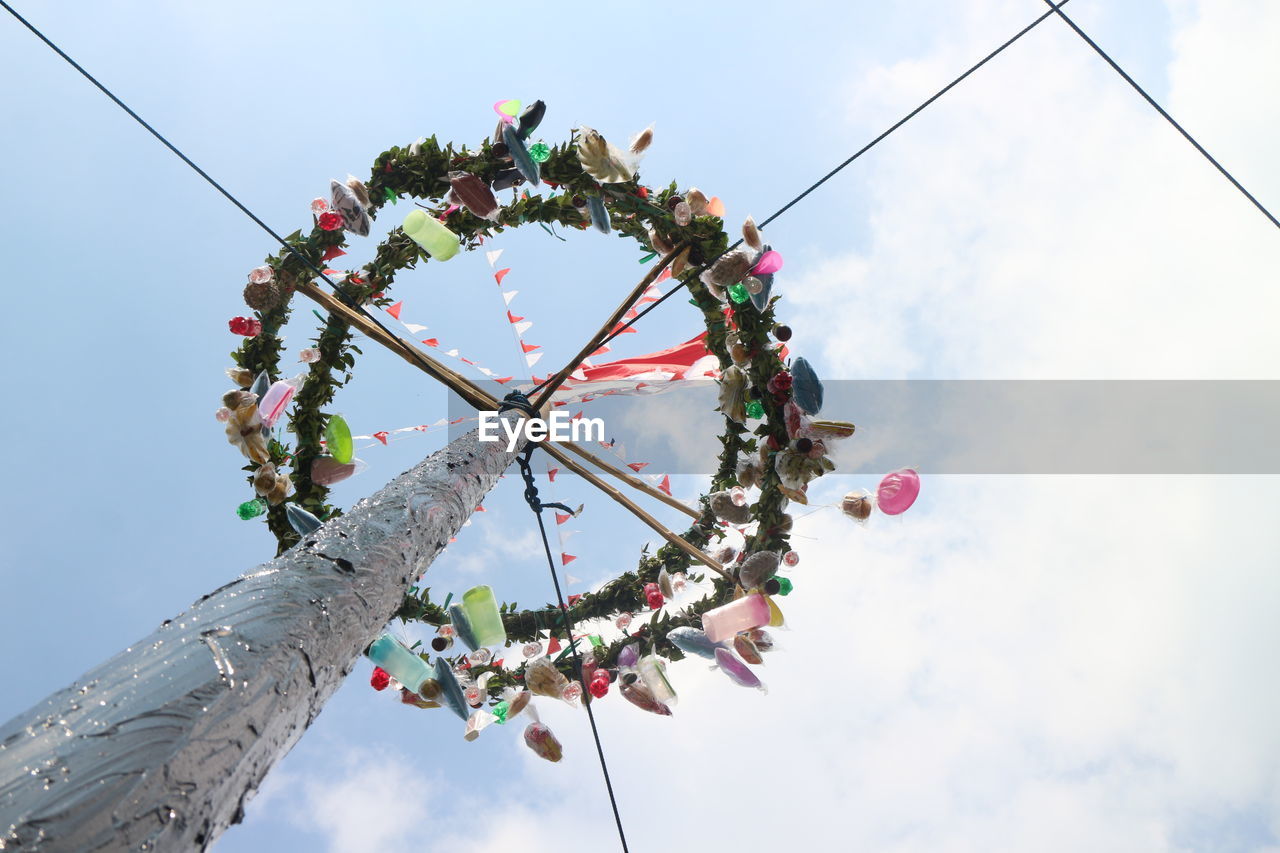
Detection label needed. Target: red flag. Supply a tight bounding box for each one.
[494,376,514,385]
[507,310,524,323]
[567,594,582,605]
[321,244,347,262]
[521,341,541,353]
[386,301,403,320]
[547,635,561,654]
[494,268,511,285]
[609,323,637,336]
[658,475,672,496]
[555,513,571,525]
[475,504,486,512]
[548,468,558,482]
[422,338,439,347]
[373,431,389,445]
[589,345,612,358]
[627,462,649,472]
[578,333,714,382]
[561,554,577,565]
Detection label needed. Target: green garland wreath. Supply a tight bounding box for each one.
[218,103,848,719]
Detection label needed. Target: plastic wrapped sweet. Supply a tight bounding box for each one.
[790,357,824,415]
[225,404,269,464]
[252,463,292,505]
[620,674,672,716]
[742,216,762,251]
[433,657,469,721]
[700,249,753,300]
[714,647,765,691]
[630,124,653,155]
[666,626,720,660]
[575,126,633,184]
[447,602,481,652]
[751,250,784,276]
[709,489,752,525]
[733,634,764,665]
[657,568,675,599]
[505,688,532,720]
[747,628,774,652]
[702,593,771,643]
[586,195,611,234]
[402,209,460,261]
[522,641,543,659]
[460,584,507,648]
[464,709,497,741]
[637,655,677,706]
[502,124,541,186]
[515,99,545,139]
[561,681,583,705]
[311,456,358,486]
[749,272,774,312]
[285,503,322,536]
[324,414,354,465]
[615,612,633,631]
[717,366,748,424]
[525,657,569,699]
[767,596,785,627]
[257,380,295,429]
[876,468,921,515]
[330,178,371,237]
[617,643,640,669]
[524,721,564,762]
[738,551,780,590]
[367,635,433,695]
[448,171,500,222]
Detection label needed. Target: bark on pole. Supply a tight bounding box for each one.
[0,423,524,851]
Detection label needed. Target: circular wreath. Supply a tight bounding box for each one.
[217,101,851,726]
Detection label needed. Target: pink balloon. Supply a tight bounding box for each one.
[876,468,920,515]
[258,380,295,429]
[751,250,784,276]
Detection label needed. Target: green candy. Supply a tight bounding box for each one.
[745,399,765,419]
[236,498,267,520]
[728,282,750,304]
[528,142,551,163]
[325,414,354,464]
[775,577,794,596]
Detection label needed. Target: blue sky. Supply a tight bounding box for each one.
[2,1,1279,850]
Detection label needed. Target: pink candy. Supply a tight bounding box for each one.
[258,380,296,429]
[751,250,784,276]
[876,468,921,515]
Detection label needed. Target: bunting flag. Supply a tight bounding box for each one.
[513,321,533,336]
[403,323,428,334]
[494,268,511,285]
[561,554,577,565]
[547,635,561,654]
[503,290,519,305]
[521,342,541,353]
[658,474,672,496]
[485,249,504,267]
[627,462,649,472]
[507,310,524,323]
[526,352,543,367]
[548,468,558,482]
[373,431,389,445]
[386,301,403,320]
[555,512,571,525]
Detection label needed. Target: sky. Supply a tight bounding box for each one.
[2,0,1279,850]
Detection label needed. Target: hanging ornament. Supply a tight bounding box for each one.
[714,647,765,691]
[464,709,498,741]
[527,142,551,163]
[637,655,677,707]
[298,347,321,364]
[285,503,323,536]
[644,582,664,610]
[790,357,824,415]
[751,250,784,276]
[702,593,771,643]
[402,209,461,260]
[309,197,330,215]
[236,497,268,520]
[739,551,780,589]
[366,635,433,695]
[330,179,371,237]
[728,282,750,304]
[370,667,391,691]
[666,626,720,660]
[574,126,633,184]
[742,215,762,251]
[515,100,546,139]
[782,550,800,567]
[589,668,611,698]
[257,380,295,429]
[773,324,792,342]
[561,681,583,705]
[657,568,675,599]
[524,721,564,762]
[311,456,358,486]
[615,612,633,631]
[764,576,794,596]
[733,634,764,665]
[586,195,611,234]
[525,657,569,699]
[228,316,262,337]
[432,657,469,721]
[467,648,492,667]
[317,211,343,231]
[447,171,501,221]
[324,414,354,465]
[619,673,672,716]
[493,99,521,123]
[247,265,273,284]
[502,124,541,186]
[522,641,543,658]
[745,399,765,420]
[709,489,751,525]
[876,468,921,515]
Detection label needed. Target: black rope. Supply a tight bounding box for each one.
[0,0,405,344]
[586,0,1076,352]
[504,397,629,852]
[1042,0,1279,230]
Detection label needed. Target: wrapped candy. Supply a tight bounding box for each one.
[525,657,569,699]
[738,552,780,590]
[733,634,764,665]
[586,195,611,234]
[637,655,677,706]
[257,380,295,429]
[402,209,460,261]
[448,171,500,221]
[790,357,824,415]
[505,688,532,721]
[225,404,269,464]
[524,721,563,762]
[877,468,921,515]
[330,179,371,237]
[464,709,497,741]
[717,366,748,424]
[324,414,354,464]
[446,602,481,652]
[459,584,507,648]
[615,612,633,631]
[751,249,784,276]
[522,641,543,658]
[702,593,770,643]
[617,643,640,669]
[666,626,721,660]
[619,674,672,716]
[502,124,541,186]
[574,126,633,184]
[285,504,322,536]
[714,647,765,691]
[657,568,675,599]
[433,657,469,721]
[311,456,358,486]
[515,99,545,139]
[709,489,751,525]
[367,635,433,695]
